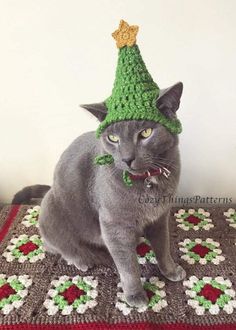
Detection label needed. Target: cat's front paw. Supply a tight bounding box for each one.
[125,289,149,308]
[160,264,186,282]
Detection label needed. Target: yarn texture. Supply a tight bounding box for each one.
[122,170,133,187]
[96,20,182,138]
[94,154,114,165]
[1,205,236,323]
[112,19,139,48]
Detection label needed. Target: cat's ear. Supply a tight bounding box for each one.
[80,102,107,122]
[156,82,183,119]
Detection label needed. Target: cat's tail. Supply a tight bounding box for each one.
[12,185,51,205]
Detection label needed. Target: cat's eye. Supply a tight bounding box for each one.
[108,134,119,143]
[140,128,153,139]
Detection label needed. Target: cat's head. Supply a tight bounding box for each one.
[81,82,183,175]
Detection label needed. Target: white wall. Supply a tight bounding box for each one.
[0,0,236,203]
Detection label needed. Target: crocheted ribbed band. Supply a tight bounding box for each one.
[1,205,236,329]
[96,23,182,138]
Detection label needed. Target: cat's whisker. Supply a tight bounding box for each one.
[150,158,179,171]
[160,163,178,172]
[98,166,119,184]
[150,163,175,182]
[150,164,178,189]
[142,154,177,174]
[151,162,174,172]
[150,163,167,171]
[149,161,176,174]
[108,167,119,178]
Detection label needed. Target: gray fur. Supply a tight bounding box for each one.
[39,82,186,308]
[12,185,50,205]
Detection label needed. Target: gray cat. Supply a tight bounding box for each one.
[38,81,186,308]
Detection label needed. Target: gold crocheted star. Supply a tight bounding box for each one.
[112,20,139,48]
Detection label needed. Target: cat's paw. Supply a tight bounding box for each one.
[160,264,186,282]
[125,290,149,308]
[74,263,89,272]
[65,259,93,272]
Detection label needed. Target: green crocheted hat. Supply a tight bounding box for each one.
[96,19,182,138]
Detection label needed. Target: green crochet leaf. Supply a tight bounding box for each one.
[94,154,114,165]
[123,170,133,187]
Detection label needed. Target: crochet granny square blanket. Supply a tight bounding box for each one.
[0,205,236,330]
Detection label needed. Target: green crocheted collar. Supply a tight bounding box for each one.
[94,154,165,187]
[94,154,133,187]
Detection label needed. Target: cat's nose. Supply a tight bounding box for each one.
[122,157,134,167]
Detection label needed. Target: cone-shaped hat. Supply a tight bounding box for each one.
[96,20,182,138]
